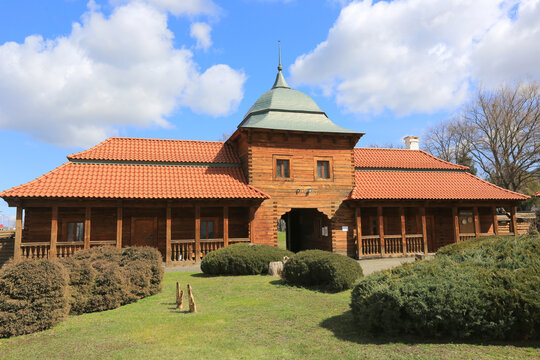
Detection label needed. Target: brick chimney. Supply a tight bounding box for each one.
[404,136,419,150]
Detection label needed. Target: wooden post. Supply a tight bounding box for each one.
[195,205,201,262]
[400,207,407,255]
[510,206,518,236]
[50,206,58,258]
[420,207,428,254]
[116,207,123,248]
[249,206,256,243]
[84,207,91,250]
[473,206,480,238]
[355,207,362,258]
[14,206,23,260]
[452,206,460,243]
[223,206,229,247]
[176,282,183,310]
[492,206,499,235]
[166,205,172,263]
[187,284,197,313]
[377,206,385,255]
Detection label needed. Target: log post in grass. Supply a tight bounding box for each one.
[187,284,197,313]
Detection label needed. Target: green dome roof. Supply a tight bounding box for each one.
[238,70,360,135]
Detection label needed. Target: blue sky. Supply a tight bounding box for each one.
[0,0,539,222]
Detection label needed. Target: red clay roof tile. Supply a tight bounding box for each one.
[349,170,528,200]
[354,148,468,170]
[68,137,240,164]
[0,162,268,200]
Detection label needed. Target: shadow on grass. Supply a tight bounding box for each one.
[268,278,348,293]
[320,310,540,348]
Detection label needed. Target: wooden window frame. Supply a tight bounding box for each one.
[273,154,293,181]
[314,156,334,181]
[200,217,219,239]
[60,217,85,242]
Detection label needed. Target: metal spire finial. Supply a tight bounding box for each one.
[278,40,282,71]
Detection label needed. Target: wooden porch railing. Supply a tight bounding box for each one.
[170,237,251,263]
[384,235,403,254]
[21,242,50,259]
[405,234,424,253]
[459,233,476,242]
[56,242,85,258]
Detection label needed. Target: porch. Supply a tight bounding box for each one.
[12,200,256,265]
[354,203,518,258]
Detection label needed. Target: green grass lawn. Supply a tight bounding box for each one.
[1,272,538,360]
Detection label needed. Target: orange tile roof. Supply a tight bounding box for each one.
[0,162,268,200]
[349,170,528,200]
[354,148,468,170]
[68,137,240,164]
[534,191,540,197]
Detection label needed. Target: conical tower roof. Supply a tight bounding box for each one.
[238,62,360,135]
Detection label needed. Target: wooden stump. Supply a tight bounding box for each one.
[176,282,184,310]
[187,284,197,313]
[268,261,284,277]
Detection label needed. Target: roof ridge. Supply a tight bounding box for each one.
[354,147,468,170]
[107,137,226,144]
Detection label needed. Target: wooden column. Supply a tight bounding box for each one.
[116,207,123,248]
[355,207,362,258]
[223,206,229,247]
[84,207,91,250]
[492,206,499,235]
[249,206,256,243]
[452,206,460,243]
[420,207,428,254]
[195,204,201,262]
[49,206,58,258]
[473,206,480,238]
[377,206,385,255]
[400,207,407,255]
[510,206,518,236]
[14,206,23,260]
[166,205,172,263]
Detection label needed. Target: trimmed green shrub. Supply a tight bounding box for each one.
[351,235,540,340]
[201,243,293,275]
[282,250,363,292]
[0,260,69,338]
[63,246,164,314]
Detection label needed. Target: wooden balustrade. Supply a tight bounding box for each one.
[384,235,403,254]
[405,234,423,253]
[228,237,250,244]
[459,233,476,242]
[200,239,225,258]
[89,240,117,247]
[20,242,50,259]
[171,240,195,262]
[56,242,85,258]
[360,235,381,256]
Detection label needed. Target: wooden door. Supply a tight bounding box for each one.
[130,217,158,247]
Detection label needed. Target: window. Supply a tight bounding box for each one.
[67,222,84,242]
[314,157,333,180]
[317,160,330,179]
[276,159,290,178]
[200,220,216,239]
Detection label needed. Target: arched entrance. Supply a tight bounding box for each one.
[279,209,331,252]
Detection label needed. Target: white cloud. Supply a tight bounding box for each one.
[110,0,220,17]
[291,0,540,115]
[190,22,212,50]
[0,1,244,147]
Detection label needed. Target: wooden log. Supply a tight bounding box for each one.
[473,206,480,238]
[50,206,58,258]
[355,207,362,258]
[377,206,384,255]
[187,284,197,313]
[420,207,428,254]
[14,206,23,260]
[176,282,183,310]
[84,207,91,250]
[116,207,123,248]
[492,206,499,235]
[510,206,518,236]
[166,205,172,263]
[223,206,229,247]
[195,205,201,262]
[400,207,406,254]
[268,261,284,277]
[452,206,460,243]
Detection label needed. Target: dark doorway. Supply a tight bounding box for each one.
[280,209,331,252]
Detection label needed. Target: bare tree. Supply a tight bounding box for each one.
[424,81,540,192]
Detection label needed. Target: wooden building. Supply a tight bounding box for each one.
[0,66,529,264]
